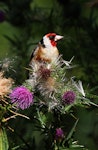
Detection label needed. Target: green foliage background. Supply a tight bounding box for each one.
[0,0,98,149]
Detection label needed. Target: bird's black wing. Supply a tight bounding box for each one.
[30,38,45,61]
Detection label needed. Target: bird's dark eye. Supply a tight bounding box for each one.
[49,35,55,40]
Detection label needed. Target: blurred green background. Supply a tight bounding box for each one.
[0,0,98,149]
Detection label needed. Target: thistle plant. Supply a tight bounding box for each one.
[0,54,98,150]
[25,54,97,149]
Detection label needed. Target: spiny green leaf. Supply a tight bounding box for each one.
[66,119,79,141]
[0,127,9,150]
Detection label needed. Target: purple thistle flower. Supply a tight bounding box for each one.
[39,66,51,79]
[62,91,76,105]
[55,128,64,141]
[10,86,34,110]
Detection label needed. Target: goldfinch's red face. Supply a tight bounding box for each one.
[46,33,57,46]
[43,33,63,47]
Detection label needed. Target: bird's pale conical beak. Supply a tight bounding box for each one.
[55,35,64,41]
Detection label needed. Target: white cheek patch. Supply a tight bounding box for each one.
[42,35,59,61]
[43,36,53,48]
